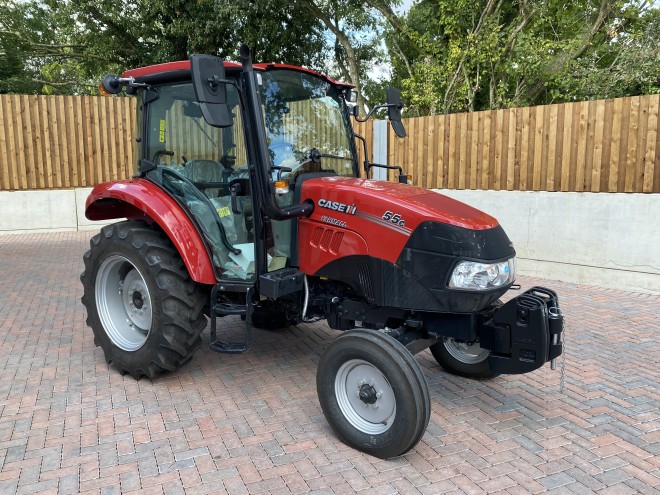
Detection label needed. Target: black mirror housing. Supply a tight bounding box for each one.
[190,54,234,128]
[386,87,406,138]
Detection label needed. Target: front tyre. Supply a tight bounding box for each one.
[317,330,430,459]
[430,338,498,379]
[81,221,207,379]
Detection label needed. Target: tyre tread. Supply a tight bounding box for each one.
[81,221,207,380]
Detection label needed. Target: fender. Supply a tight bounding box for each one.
[85,178,216,284]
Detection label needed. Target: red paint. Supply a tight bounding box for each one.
[297,176,499,266]
[297,220,369,275]
[122,60,352,88]
[123,61,241,79]
[85,179,216,285]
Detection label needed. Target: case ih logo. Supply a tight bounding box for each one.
[318,199,357,215]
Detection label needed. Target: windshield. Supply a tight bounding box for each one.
[259,70,356,177]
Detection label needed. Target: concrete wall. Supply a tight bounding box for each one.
[1,187,658,294]
[436,190,660,294]
[0,188,113,234]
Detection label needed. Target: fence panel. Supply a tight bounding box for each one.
[0,95,136,190]
[388,94,659,193]
[0,94,658,192]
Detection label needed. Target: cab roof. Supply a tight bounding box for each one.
[122,60,353,89]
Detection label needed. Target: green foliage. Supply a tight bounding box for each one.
[1,0,657,110]
[386,0,659,115]
[0,0,326,94]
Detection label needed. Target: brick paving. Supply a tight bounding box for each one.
[0,230,658,495]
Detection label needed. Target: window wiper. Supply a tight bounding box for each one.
[191,118,217,147]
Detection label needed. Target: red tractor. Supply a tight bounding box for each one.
[81,46,563,459]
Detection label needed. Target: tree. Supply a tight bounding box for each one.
[0,0,328,94]
[294,0,391,113]
[384,0,659,115]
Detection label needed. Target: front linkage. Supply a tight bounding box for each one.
[476,286,564,374]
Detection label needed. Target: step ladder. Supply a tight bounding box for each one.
[209,285,253,354]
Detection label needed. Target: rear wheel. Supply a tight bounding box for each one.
[430,338,498,379]
[317,330,430,459]
[81,221,207,379]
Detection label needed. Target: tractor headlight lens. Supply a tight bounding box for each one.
[449,258,516,290]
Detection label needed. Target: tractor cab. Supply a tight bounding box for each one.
[111,53,371,284]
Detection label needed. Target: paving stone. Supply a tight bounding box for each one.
[0,232,658,495]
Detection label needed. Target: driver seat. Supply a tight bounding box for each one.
[183,159,223,197]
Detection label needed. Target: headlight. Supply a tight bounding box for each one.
[449,257,516,290]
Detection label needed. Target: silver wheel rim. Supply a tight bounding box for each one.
[443,338,489,364]
[334,359,396,435]
[95,255,152,351]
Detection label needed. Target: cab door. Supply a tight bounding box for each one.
[144,81,257,282]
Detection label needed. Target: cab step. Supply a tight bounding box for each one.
[209,285,253,354]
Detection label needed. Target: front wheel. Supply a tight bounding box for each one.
[81,221,207,379]
[317,330,430,459]
[430,338,498,379]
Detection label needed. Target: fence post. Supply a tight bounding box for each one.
[372,120,388,181]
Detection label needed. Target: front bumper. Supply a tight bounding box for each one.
[477,286,564,374]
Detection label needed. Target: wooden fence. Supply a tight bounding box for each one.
[389,94,659,193]
[1,93,658,192]
[0,95,137,191]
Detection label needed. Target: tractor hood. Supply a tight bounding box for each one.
[302,176,498,229]
[299,175,516,313]
[300,176,504,264]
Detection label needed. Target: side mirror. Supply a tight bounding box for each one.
[386,87,406,138]
[190,54,233,128]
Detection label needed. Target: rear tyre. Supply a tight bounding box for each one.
[430,338,498,379]
[81,221,207,379]
[317,329,430,459]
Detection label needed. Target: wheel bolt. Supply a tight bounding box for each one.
[369,380,374,386]
[372,404,379,410]
[376,392,382,398]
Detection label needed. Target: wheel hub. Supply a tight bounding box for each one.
[335,359,396,434]
[122,268,152,330]
[359,384,378,404]
[95,256,152,352]
[132,291,144,309]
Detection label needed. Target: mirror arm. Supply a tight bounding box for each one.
[353,103,401,123]
[369,163,403,174]
[353,133,371,175]
[207,76,234,88]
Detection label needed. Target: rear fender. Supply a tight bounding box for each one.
[85,179,216,285]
